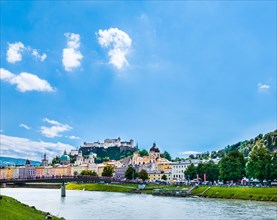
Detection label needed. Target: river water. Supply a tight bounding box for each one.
[1,188,276,220]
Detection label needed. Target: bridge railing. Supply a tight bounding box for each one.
[0,175,142,184]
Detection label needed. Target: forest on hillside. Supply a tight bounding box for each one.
[192,130,277,160]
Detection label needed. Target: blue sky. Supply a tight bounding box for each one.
[0,1,276,161]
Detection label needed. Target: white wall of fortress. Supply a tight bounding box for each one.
[83,138,134,148]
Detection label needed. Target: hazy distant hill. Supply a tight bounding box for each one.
[0,156,41,167]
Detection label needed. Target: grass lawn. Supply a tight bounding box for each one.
[67,183,276,202]
[66,183,135,193]
[0,195,63,220]
[191,186,277,202]
[66,183,184,194]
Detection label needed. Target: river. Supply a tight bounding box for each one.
[1,188,276,220]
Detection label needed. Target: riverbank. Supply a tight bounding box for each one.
[191,186,277,202]
[67,183,277,202]
[0,195,64,220]
[66,183,182,194]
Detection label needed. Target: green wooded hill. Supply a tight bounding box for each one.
[79,146,136,163]
[213,130,277,158]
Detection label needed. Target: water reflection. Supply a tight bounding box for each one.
[1,188,276,220]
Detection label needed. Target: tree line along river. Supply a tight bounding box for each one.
[1,188,277,220]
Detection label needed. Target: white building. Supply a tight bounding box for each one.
[171,160,200,182]
[75,151,96,165]
[115,166,128,179]
[18,159,36,179]
[12,167,19,178]
[70,148,79,156]
[75,151,84,165]
[83,137,135,149]
[88,163,98,174]
[71,164,88,176]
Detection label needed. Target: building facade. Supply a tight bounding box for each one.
[172,160,201,182]
[83,137,135,149]
[148,170,172,182]
[18,160,36,179]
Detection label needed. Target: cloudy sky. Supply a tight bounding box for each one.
[0,1,276,161]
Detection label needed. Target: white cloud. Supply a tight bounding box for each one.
[97,28,132,69]
[178,151,200,155]
[7,42,25,63]
[11,73,54,92]
[67,135,80,140]
[19,123,31,130]
[0,134,74,161]
[6,42,47,63]
[0,68,14,81]
[41,118,72,138]
[43,118,61,125]
[258,83,270,91]
[31,49,47,61]
[0,68,55,92]
[62,33,83,71]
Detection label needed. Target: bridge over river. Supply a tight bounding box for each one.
[0,176,139,197]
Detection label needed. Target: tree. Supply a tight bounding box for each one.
[102,165,114,177]
[125,167,137,180]
[138,149,149,157]
[160,151,172,161]
[91,171,98,176]
[205,161,219,182]
[188,161,219,182]
[173,157,184,162]
[270,152,277,181]
[217,150,226,158]
[138,169,149,181]
[95,157,103,163]
[219,151,245,182]
[103,157,110,162]
[196,162,206,180]
[80,170,98,176]
[70,155,77,164]
[211,151,217,159]
[199,151,209,160]
[184,164,197,180]
[51,156,60,165]
[161,174,167,181]
[246,146,271,181]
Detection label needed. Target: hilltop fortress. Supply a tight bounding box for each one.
[77,138,137,160]
[83,137,135,149]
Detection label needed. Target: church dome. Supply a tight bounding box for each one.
[150,143,160,153]
[60,155,70,161]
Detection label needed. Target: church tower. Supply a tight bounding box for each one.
[42,153,48,167]
[149,142,160,162]
[75,150,84,165]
